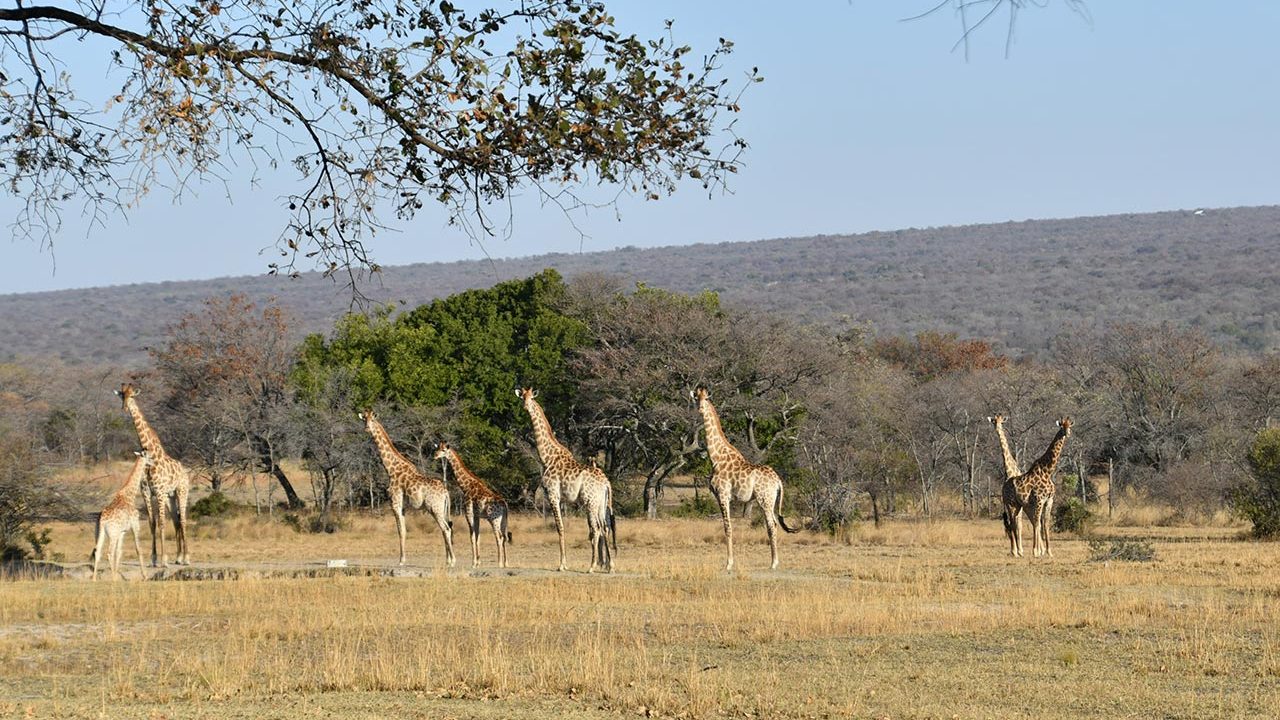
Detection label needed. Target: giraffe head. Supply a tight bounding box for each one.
[115,382,138,409]
[988,414,1006,427]
[516,387,538,406]
[1057,417,1073,436]
[358,408,378,431]
[691,387,710,408]
[134,449,157,468]
[432,441,454,462]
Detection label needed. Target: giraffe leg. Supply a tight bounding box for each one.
[1011,506,1024,558]
[438,496,456,568]
[1042,497,1054,558]
[715,488,734,572]
[112,533,126,581]
[1003,503,1018,557]
[132,523,146,581]
[498,507,510,569]
[391,495,407,566]
[175,486,190,565]
[147,493,164,568]
[596,517,611,574]
[155,495,170,569]
[759,490,781,570]
[586,509,599,574]
[169,493,187,566]
[550,489,568,572]
[490,515,505,570]
[467,501,480,568]
[91,523,107,582]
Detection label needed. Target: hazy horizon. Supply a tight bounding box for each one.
[4,2,1278,294]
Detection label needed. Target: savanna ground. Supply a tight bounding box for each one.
[3,465,1279,719]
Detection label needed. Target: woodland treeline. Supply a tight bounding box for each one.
[3,206,1279,367]
[3,269,1280,557]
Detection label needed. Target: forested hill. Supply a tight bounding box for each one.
[3,205,1278,367]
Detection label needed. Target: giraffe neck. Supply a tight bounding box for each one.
[117,456,148,502]
[993,423,1020,480]
[698,399,747,470]
[441,450,486,495]
[366,418,415,476]
[1027,426,1070,477]
[124,397,167,458]
[523,398,575,467]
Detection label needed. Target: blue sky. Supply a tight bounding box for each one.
[3,2,1278,294]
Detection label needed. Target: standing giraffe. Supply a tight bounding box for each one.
[116,383,192,567]
[990,416,1072,558]
[91,451,153,581]
[517,388,615,573]
[434,441,512,568]
[692,388,800,571]
[359,409,455,567]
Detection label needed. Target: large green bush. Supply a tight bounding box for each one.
[1231,427,1280,539]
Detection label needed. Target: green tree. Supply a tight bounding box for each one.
[293,269,589,496]
[1,1,753,276]
[1232,428,1280,539]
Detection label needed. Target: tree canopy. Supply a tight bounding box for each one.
[0,1,754,278]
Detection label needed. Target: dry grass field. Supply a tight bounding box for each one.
[2,473,1279,719]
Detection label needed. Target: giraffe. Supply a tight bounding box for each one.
[359,409,455,567]
[991,416,1072,558]
[91,451,153,581]
[517,388,615,573]
[691,388,800,571]
[433,441,512,569]
[116,383,192,567]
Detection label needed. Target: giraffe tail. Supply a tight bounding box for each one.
[607,484,618,552]
[502,507,513,545]
[1001,509,1014,535]
[776,485,801,534]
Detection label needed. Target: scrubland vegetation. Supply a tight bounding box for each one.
[4,208,1280,717]
[3,512,1279,719]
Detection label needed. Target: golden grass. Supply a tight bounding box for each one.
[3,509,1280,719]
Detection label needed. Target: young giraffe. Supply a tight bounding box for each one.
[359,409,455,567]
[434,441,512,569]
[990,416,1072,558]
[517,388,615,573]
[692,388,800,571]
[91,452,153,581]
[116,383,192,567]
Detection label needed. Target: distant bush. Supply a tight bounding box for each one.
[1053,498,1093,535]
[1230,428,1280,539]
[668,493,719,519]
[1088,539,1155,563]
[282,510,347,534]
[190,491,237,519]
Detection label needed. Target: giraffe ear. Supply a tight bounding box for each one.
[514,388,521,398]
[532,389,538,399]
[114,390,122,397]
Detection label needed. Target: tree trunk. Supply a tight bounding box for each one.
[261,451,304,508]
[253,435,304,508]
[644,482,658,520]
